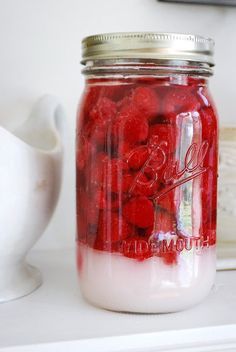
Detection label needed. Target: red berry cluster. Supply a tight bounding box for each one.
[76,80,217,264]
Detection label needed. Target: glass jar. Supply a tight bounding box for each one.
[76,32,218,313]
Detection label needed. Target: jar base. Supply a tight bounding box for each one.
[82,289,213,314]
[78,244,216,313]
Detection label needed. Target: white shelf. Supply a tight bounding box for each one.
[0,249,236,352]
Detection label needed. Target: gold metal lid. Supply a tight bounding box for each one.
[81,32,215,66]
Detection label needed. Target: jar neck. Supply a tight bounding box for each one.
[82,58,213,81]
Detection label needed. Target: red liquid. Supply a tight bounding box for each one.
[76,77,218,264]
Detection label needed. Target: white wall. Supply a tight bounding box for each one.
[0,0,235,250]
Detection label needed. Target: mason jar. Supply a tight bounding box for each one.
[76,32,218,313]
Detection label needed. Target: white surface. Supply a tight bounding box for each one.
[217,242,236,270]
[0,249,235,352]
[79,244,216,313]
[0,0,235,251]
[0,96,63,303]
[218,134,236,243]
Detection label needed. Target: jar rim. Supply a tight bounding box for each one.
[81,32,215,67]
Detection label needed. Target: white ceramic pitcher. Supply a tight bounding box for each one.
[0,95,64,303]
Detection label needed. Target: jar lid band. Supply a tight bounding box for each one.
[81,32,215,66]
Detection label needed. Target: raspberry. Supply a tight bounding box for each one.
[98,212,131,244]
[90,97,117,122]
[146,147,167,174]
[123,196,154,228]
[121,174,134,193]
[163,86,200,115]
[131,173,159,198]
[117,141,135,159]
[113,104,149,145]
[109,171,133,194]
[127,146,149,170]
[93,187,130,211]
[148,124,172,144]
[148,124,175,155]
[132,87,160,121]
[123,236,152,261]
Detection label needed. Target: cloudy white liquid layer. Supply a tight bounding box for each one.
[78,244,216,313]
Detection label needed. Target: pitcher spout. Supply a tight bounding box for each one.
[14,95,65,153]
